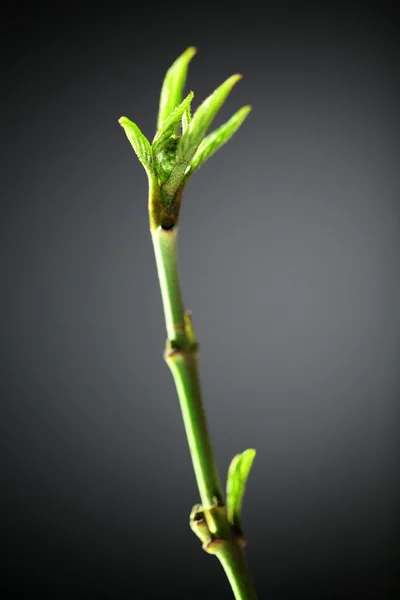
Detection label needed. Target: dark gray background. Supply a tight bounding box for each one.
[1,2,399,598]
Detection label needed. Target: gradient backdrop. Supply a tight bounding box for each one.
[1,2,399,598]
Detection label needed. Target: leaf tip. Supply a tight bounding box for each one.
[231,73,243,84]
[237,105,252,122]
[118,116,131,129]
[242,447,256,464]
[219,74,243,95]
[184,46,197,60]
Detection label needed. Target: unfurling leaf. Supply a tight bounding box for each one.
[181,104,192,135]
[118,117,152,171]
[177,74,242,166]
[161,74,243,201]
[187,105,251,178]
[226,448,256,531]
[152,92,194,184]
[153,92,194,154]
[157,47,197,131]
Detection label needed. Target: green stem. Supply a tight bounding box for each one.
[167,348,223,507]
[151,225,222,507]
[217,542,257,600]
[151,225,186,347]
[150,217,257,600]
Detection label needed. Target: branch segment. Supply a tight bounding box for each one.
[120,47,257,600]
[152,222,257,599]
[165,342,223,508]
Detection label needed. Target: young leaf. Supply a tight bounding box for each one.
[157,46,197,131]
[119,117,152,171]
[181,104,192,135]
[176,74,242,166]
[162,75,243,200]
[153,92,194,155]
[186,105,251,178]
[226,448,256,531]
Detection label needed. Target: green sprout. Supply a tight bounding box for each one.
[119,47,257,600]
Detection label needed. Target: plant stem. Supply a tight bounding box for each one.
[218,542,258,600]
[150,218,257,600]
[151,225,222,507]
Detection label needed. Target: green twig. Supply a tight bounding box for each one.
[151,223,222,507]
[119,47,257,600]
[152,218,256,600]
